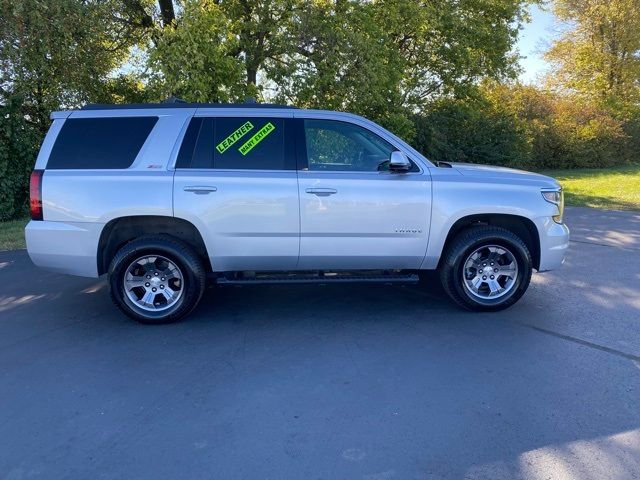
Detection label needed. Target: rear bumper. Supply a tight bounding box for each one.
[25,220,103,278]
[537,218,570,272]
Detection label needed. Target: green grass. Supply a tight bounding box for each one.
[541,164,640,211]
[0,217,28,251]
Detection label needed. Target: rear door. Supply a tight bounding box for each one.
[173,112,299,271]
[296,117,431,270]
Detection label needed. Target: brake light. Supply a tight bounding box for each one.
[29,170,44,220]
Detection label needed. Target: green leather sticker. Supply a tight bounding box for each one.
[216,121,254,153]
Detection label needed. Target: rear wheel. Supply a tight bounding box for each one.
[439,226,532,311]
[108,236,206,324]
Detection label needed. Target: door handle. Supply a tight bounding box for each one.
[305,188,337,196]
[184,185,217,194]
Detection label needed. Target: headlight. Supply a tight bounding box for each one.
[542,188,564,224]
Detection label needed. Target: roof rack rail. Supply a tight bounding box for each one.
[162,96,187,104]
[80,101,297,110]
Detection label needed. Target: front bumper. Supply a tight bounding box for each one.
[537,218,570,272]
[25,220,104,278]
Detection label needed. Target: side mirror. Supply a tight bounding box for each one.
[389,151,411,172]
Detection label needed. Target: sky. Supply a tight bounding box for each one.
[516,5,557,83]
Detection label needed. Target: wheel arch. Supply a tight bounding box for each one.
[97,215,210,275]
[438,213,540,270]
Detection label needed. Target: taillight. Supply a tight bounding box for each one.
[29,170,44,220]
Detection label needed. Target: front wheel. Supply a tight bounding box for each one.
[108,236,206,324]
[439,226,533,311]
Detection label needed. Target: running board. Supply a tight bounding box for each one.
[216,272,419,285]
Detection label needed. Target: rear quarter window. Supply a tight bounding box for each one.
[47,117,158,169]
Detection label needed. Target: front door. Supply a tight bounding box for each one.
[173,114,299,271]
[296,118,431,270]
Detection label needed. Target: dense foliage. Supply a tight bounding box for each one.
[545,0,640,107]
[415,82,636,169]
[0,97,40,220]
[0,0,639,219]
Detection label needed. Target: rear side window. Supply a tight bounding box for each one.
[48,117,158,169]
[176,117,293,170]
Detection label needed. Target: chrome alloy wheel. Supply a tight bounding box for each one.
[123,255,184,312]
[462,245,519,300]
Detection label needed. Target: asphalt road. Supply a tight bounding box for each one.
[1,207,639,480]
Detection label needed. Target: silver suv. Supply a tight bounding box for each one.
[25,102,569,323]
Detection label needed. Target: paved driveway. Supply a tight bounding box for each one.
[1,207,639,480]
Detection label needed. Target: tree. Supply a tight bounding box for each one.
[544,0,640,106]
[149,0,302,101]
[148,0,245,102]
[0,0,142,133]
[220,0,300,93]
[269,0,411,134]
[384,0,529,106]
[271,0,532,139]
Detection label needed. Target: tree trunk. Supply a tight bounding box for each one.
[157,0,175,27]
[247,65,258,88]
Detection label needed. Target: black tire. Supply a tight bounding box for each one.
[439,226,532,311]
[108,235,206,324]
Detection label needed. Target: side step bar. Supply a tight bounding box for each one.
[216,272,420,285]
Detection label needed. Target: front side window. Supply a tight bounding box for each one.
[303,119,399,172]
[176,116,289,170]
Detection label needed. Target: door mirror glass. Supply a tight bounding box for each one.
[389,151,411,172]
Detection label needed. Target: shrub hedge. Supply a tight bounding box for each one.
[411,84,637,170]
[0,97,41,221]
